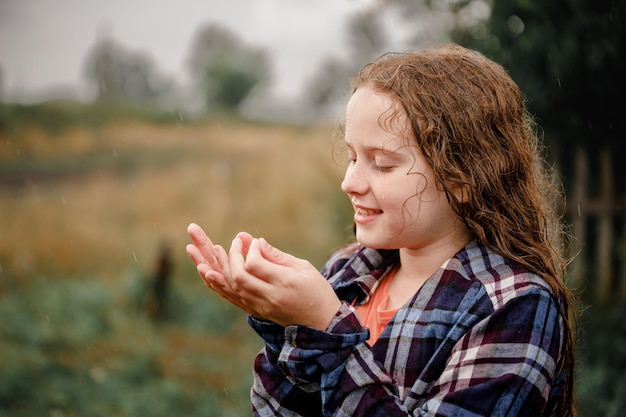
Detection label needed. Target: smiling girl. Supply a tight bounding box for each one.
[186,44,578,417]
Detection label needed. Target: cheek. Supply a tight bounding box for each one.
[388,175,429,210]
[394,183,442,225]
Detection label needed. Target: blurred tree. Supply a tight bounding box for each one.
[305,8,390,114]
[84,38,163,103]
[456,0,626,156]
[305,57,352,115]
[187,24,271,113]
[304,0,465,114]
[347,8,388,64]
[455,0,626,303]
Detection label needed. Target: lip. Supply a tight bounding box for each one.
[352,205,383,224]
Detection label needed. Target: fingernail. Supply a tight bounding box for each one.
[259,237,271,251]
[202,274,215,289]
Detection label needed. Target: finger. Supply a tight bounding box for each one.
[187,244,213,283]
[235,231,255,255]
[203,270,262,317]
[228,238,274,297]
[197,262,212,279]
[245,238,303,280]
[204,272,247,309]
[187,223,218,265]
[211,244,230,276]
[187,243,222,277]
[227,237,248,290]
[258,237,287,264]
[186,244,206,267]
[228,236,245,270]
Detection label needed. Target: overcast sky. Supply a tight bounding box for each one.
[0,0,376,104]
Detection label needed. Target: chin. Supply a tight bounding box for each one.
[356,235,397,250]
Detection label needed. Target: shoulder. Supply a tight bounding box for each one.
[451,240,555,310]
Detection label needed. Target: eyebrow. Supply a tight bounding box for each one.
[343,139,404,156]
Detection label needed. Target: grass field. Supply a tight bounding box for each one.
[0,120,352,280]
[0,118,354,416]
[2,114,625,416]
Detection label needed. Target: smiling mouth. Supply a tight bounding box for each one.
[355,208,383,216]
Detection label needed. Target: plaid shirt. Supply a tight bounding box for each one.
[248,239,566,416]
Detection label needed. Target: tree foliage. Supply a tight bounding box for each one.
[304,8,391,113]
[84,38,163,103]
[304,1,457,113]
[187,24,271,112]
[458,0,626,151]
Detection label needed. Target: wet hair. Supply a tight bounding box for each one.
[351,44,578,417]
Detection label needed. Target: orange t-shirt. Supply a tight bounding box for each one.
[355,268,399,344]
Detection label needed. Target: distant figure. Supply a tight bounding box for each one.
[147,242,172,321]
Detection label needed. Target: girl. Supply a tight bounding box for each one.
[186,44,577,417]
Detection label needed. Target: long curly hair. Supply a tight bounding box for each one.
[351,44,578,417]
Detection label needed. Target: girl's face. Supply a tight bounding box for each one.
[341,86,469,252]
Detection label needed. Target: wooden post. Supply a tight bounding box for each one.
[595,147,613,304]
[617,218,626,303]
[569,145,588,292]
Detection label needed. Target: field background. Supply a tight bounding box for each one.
[1,108,624,416]
[0,113,353,416]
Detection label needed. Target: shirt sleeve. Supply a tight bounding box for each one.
[248,316,327,416]
[252,287,564,417]
[258,302,411,417]
[423,287,564,417]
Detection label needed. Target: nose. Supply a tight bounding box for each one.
[341,163,368,196]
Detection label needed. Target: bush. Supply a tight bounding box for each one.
[576,303,626,417]
[0,275,257,416]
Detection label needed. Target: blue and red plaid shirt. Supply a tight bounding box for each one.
[248,239,566,416]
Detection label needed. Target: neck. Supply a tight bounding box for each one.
[398,234,472,281]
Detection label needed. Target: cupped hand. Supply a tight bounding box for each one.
[225,236,342,330]
[186,223,341,330]
[186,223,261,316]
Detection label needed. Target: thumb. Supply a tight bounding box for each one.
[258,237,293,266]
[235,231,255,255]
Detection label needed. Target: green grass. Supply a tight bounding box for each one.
[0,273,261,416]
[0,110,348,416]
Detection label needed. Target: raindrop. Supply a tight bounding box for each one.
[132,251,138,263]
[61,196,67,206]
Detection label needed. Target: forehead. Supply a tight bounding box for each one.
[345,86,411,149]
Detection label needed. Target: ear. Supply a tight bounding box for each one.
[450,183,470,204]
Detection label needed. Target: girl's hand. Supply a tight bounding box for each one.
[223,236,342,330]
[186,223,223,280]
[186,223,341,330]
[186,223,262,316]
